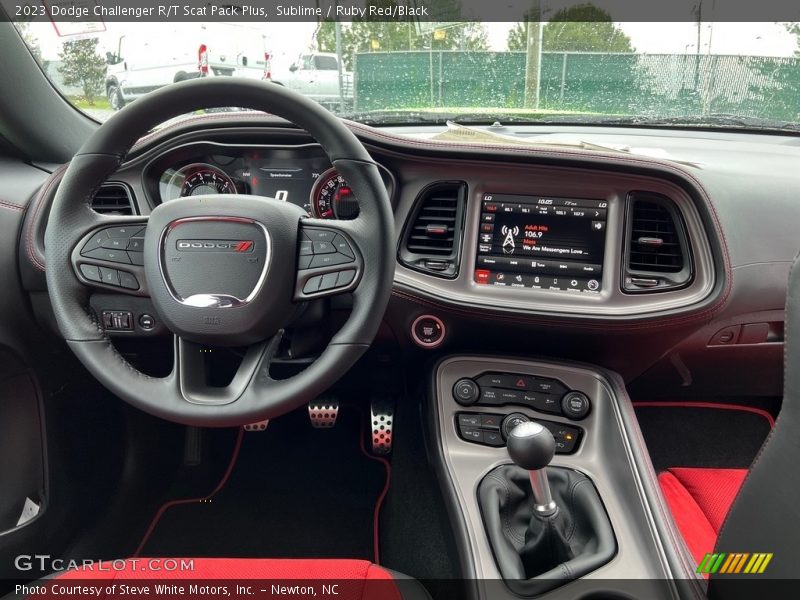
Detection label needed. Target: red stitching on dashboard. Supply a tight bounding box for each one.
[0,200,24,211]
[26,163,68,271]
[130,115,732,326]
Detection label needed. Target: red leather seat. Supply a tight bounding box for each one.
[46,558,426,600]
[658,468,748,564]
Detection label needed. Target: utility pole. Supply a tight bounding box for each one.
[335,17,344,113]
[524,3,543,109]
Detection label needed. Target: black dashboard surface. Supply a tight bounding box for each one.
[13,117,799,388]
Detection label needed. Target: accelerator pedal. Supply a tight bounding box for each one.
[370,397,395,455]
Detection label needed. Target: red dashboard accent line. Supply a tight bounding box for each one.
[632,401,775,428]
[132,427,245,557]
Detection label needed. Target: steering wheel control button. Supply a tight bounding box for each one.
[303,276,322,294]
[99,267,120,286]
[304,229,336,243]
[337,270,356,286]
[118,271,140,290]
[299,241,313,256]
[561,391,591,420]
[313,241,336,254]
[411,314,446,348]
[101,310,133,331]
[138,314,155,330]
[319,272,339,291]
[453,378,480,405]
[82,247,132,264]
[333,235,355,258]
[79,264,102,282]
[100,238,127,250]
[126,237,144,251]
[107,226,142,238]
[309,253,352,268]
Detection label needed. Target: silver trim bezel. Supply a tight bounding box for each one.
[157,216,272,308]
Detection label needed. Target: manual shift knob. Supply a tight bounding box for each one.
[507,421,556,470]
[507,422,558,516]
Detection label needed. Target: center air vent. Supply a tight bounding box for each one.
[623,191,692,292]
[91,183,135,215]
[399,182,467,278]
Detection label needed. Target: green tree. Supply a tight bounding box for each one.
[508,4,634,53]
[58,38,107,105]
[314,1,488,69]
[14,21,42,63]
[743,23,800,121]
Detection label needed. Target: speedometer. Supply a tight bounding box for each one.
[164,163,236,201]
[310,168,359,220]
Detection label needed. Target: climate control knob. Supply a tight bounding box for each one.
[501,412,531,440]
[453,378,480,405]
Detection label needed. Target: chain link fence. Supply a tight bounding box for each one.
[354,51,800,121]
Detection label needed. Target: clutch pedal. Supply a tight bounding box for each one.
[308,397,339,428]
[370,397,395,455]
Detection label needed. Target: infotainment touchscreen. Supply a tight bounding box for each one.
[474,193,607,293]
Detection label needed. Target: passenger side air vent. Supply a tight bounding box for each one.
[91,183,135,215]
[399,182,467,279]
[623,191,692,292]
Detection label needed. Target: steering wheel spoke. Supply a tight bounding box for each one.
[72,219,149,295]
[294,220,363,300]
[174,332,281,406]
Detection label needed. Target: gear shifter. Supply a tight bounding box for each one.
[478,420,615,595]
[506,421,557,516]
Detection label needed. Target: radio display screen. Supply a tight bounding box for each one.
[474,193,607,293]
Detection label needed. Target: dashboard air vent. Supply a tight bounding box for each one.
[91,183,135,215]
[624,191,692,292]
[399,182,467,278]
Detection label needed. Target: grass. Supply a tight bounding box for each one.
[67,96,110,110]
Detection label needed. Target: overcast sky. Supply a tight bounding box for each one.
[26,21,798,63]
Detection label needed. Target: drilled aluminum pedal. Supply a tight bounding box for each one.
[370,398,394,455]
[308,398,339,428]
[244,420,268,432]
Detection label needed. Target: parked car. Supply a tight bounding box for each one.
[105,23,268,110]
[270,52,353,109]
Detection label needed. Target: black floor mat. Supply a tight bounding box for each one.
[634,403,772,473]
[139,407,386,559]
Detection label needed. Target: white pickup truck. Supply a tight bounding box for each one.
[270,53,354,110]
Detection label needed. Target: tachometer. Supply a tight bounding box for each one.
[164,163,236,201]
[310,168,359,220]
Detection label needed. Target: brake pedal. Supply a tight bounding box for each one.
[370,397,395,455]
[244,420,268,432]
[309,398,339,428]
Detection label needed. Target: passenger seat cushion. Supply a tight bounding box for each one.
[658,468,747,564]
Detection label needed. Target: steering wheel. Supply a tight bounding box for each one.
[45,79,394,426]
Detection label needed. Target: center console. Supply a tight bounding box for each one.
[431,356,681,600]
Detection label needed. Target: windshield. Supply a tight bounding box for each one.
[14,17,800,130]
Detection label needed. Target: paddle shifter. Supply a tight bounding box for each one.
[506,422,558,516]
